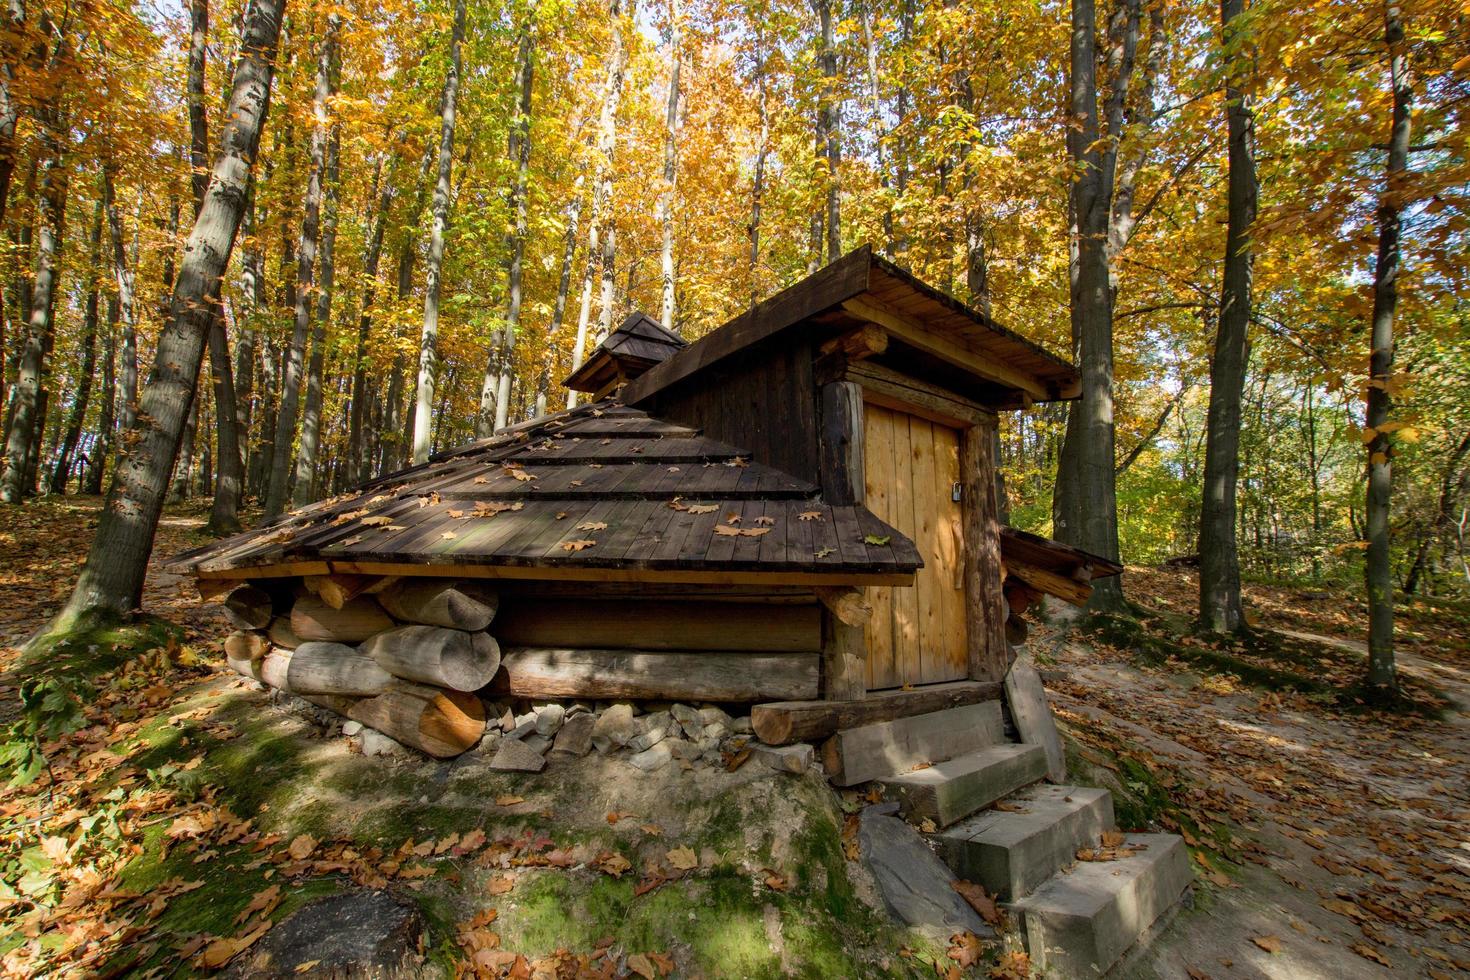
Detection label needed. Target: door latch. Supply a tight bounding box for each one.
[952,482,962,502]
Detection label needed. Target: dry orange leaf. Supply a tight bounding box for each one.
[562,539,597,551]
[577,521,609,531]
[1252,935,1283,954]
[666,846,698,871]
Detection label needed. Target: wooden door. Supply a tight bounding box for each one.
[862,402,967,689]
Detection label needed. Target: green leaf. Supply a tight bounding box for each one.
[862,534,891,546]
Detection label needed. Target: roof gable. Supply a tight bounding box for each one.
[564,312,687,395]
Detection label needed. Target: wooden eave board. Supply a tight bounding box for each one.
[1001,525,1123,579]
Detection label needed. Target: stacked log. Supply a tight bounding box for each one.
[218,575,502,760]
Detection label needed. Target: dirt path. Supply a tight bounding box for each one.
[1038,624,1470,978]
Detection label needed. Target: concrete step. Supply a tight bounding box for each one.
[1012,832,1193,976]
[824,700,1006,787]
[935,784,1114,900]
[879,743,1048,828]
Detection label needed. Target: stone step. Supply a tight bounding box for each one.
[823,700,1006,787]
[935,784,1114,900]
[879,743,1048,828]
[1012,832,1193,976]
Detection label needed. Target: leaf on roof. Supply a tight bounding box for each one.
[473,476,490,484]
[417,492,440,508]
[385,524,407,531]
[798,511,823,521]
[667,466,680,473]
[562,539,597,552]
[863,534,892,546]
[361,516,393,527]
[815,547,835,558]
[715,525,770,538]
[503,465,536,482]
[569,480,584,487]
[340,535,363,547]
[555,511,568,520]
[447,509,465,519]
[577,521,609,532]
[332,508,368,526]
[724,513,742,524]
[368,494,392,504]
[440,531,458,540]
[755,516,776,526]
[591,409,605,417]
[714,525,742,537]
[600,439,612,446]
[472,501,523,518]
[725,456,749,467]
[686,503,717,514]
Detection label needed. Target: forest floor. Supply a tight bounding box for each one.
[0,497,1467,978]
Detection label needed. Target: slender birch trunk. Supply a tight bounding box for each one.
[51,198,104,494]
[347,159,391,485]
[659,0,681,332]
[411,0,467,464]
[537,181,582,416]
[266,12,336,514]
[53,0,286,631]
[813,0,840,263]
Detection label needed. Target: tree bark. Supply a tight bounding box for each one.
[52,0,286,630]
[411,0,466,464]
[659,0,681,331]
[748,21,767,306]
[1198,0,1257,634]
[813,0,840,263]
[294,27,340,507]
[565,0,632,409]
[347,159,391,485]
[266,13,336,514]
[1364,1,1411,692]
[482,2,536,436]
[51,198,104,494]
[84,294,118,494]
[1,128,67,504]
[536,181,582,416]
[104,169,140,435]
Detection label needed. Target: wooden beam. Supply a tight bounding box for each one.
[199,562,915,589]
[819,381,865,505]
[493,599,821,653]
[752,680,1004,746]
[841,296,1050,401]
[822,610,867,702]
[1005,558,1093,606]
[813,586,872,627]
[962,421,1010,682]
[818,323,889,360]
[495,648,820,702]
[845,360,995,427]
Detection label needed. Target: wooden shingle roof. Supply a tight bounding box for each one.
[563,313,687,395]
[168,402,922,586]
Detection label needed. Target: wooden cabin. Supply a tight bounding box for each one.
[169,246,1119,757]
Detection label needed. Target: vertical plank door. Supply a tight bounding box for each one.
[863,403,968,688]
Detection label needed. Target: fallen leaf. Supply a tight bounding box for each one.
[577,521,609,532]
[666,846,698,871]
[797,511,823,521]
[686,503,718,514]
[495,795,525,807]
[863,533,891,546]
[763,870,789,891]
[815,547,835,558]
[952,880,1004,927]
[754,516,776,526]
[596,851,632,877]
[287,834,317,860]
[488,874,516,895]
[562,539,597,551]
[947,931,986,968]
[1252,935,1282,954]
[1350,943,1391,967]
[440,531,458,540]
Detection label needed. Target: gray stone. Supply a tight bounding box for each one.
[549,712,595,758]
[700,748,722,766]
[534,703,566,736]
[936,785,1114,900]
[698,706,731,728]
[224,890,429,979]
[730,715,753,734]
[628,724,668,754]
[628,742,672,771]
[591,704,638,754]
[879,743,1048,828]
[670,703,699,725]
[565,701,594,717]
[1005,661,1067,783]
[491,738,547,772]
[360,729,407,757]
[664,737,699,762]
[521,734,553,756]
[701,721,728,742]
[508,716,537,740]
[341,720,363,737]
[755,743,813,775]
[858,804,990,943]
[1013,833,1192,976]
[640,710,671,735]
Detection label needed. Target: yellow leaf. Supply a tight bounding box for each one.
[287,834,317,860]
[667,846,698,871]
[562,539,597,551]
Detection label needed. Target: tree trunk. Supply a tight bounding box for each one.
[748,24,767,306]
[295,29,340,507]
[52,0,286,631]
[50,197,103,494]
[266,14,336,515]
[482,3,536,436]
[1198,0,1257,634]
[347,160,391,486]
[85,294,118,494]
[103,169,140,434]
[659,0,681,331]
[813,0,840,263]
[536,181,582,416]
[565,0,632,409]
[1,131,67,504]
[1364,2,1411,692]
[411,0,466,464]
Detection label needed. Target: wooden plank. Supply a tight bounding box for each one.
[846,359,996,426]
[889,412,921,686]
[962,421,1010,681]
[819,381,865,506]
[1004,660,1067,783]
[496,648,821,701]
[1005,557,1093,606]
[862,403,896,690]
[493,599,821,652]
[751,680,1005,745]
[932,422,968,681]
[621,245,871,405]
[206,562,915,588]
[822,700,1004,786]
[841,295,1050,400]
[908,416,944,683]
